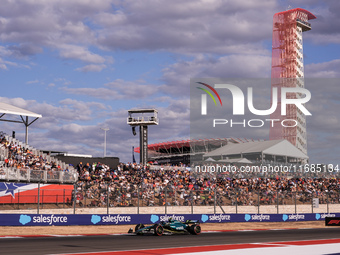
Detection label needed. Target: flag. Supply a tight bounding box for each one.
[132,146,136,163]
[0,182,73,203]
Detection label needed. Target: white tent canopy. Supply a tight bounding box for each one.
[204,139,308,162]
[218,158,253,164]
[0,102,42,144]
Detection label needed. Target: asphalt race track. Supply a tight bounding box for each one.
[2,228,340,255]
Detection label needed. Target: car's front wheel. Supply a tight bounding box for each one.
[135,223,145,235]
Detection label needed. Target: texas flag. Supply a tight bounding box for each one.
[0,182,73,203]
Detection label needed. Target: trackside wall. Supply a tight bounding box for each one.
[0,213,337,226]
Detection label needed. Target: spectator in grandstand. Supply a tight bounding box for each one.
[73,161,340,208]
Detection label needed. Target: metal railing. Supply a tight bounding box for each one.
[0,167,78,183]
[2,185,338,215]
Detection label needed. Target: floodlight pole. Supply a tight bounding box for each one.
[101,128,109,157]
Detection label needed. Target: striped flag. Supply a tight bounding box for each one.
[0,182,73,203]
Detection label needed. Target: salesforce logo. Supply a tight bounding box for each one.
[19,215,31,225]
[91,215,101,225]
[150,215,159,223]
[201,214,209,223]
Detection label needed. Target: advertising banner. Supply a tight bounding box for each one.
[0,213,338,226]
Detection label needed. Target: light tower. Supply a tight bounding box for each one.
[270,8,316,155]
[101,127,109,157]
[127,109,158,165]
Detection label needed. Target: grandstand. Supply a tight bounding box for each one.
[134,138,308,165]
[203,139,308,165]
[0,102,78,184]
[0,131,78,183]
[134,138,241,164]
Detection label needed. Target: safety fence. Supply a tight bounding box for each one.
[1,185,340,215]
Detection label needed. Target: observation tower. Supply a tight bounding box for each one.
[127,109,158,165]
[270,8,316,155]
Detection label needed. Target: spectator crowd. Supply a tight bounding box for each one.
[0,134,70,173]
[1,132,339,209]
[75,161,340,208]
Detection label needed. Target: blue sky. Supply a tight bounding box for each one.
[0,0,339,164]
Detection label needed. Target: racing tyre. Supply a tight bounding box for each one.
[190,224,201,235]
[154,224,164,236]
[135,223,145,235]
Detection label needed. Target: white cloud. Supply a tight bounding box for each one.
[26,79,40,84]
[62,79,160,100]
[305,59,340,78]
[75,64,107,72]
[58,44,106,64]
[161,54,271,96]
[0,96,191,162]
[97,0,277,54]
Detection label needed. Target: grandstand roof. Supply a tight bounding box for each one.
[218,158,253,164]
[134,138,239,153]
[204,139,308,159]
[0,102,42,144]
[0,102,42,118]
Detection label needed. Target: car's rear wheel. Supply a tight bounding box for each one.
[154,224,164,236]
[190,224,201,235]
[135,223,145,235]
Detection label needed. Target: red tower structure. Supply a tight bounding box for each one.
[270,8,316,155]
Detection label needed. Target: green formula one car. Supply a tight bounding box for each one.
[128,219,201,236]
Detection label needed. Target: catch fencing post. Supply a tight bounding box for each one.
[73,182,76,214]
[235,192,238,214]
[311,191,313,214]
[277,190,279,214]
[107,184,109,215]
[41,190,44,209]
[257,192,260,214]
[137,186,140,215]
[294,192,297,214]
[165,188,167,215]
[17,189,20,210]
[174,187,177,207]
[37,182,40,214]
[327,192,329,214]
[214,188,216,214]
[190,190,193,214]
